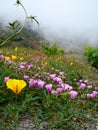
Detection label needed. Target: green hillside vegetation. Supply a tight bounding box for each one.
[0,41,98,129]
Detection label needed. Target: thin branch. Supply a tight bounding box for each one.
[0,0,39,47]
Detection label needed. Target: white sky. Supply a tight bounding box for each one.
[0,0,98,29]
[0,0,98,47]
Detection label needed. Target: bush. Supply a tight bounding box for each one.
[84,45,98,69]
[41,42,65,56]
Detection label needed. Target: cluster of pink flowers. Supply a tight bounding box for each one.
[77,79,98,99]
[77,79,93,90]
[16,62,33,71]
[87,91,98,99]
[22,72,79,100]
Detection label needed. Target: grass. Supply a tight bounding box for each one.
[0,45,98,129]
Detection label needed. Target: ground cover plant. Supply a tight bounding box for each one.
[0,46,98,130]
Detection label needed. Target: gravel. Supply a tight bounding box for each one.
[17,113,98,130]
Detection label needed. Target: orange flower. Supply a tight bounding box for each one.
[6,79,26,94]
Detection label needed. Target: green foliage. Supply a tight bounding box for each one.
[84,44,98,69]
[7,21,20,33]
[41,42,65,56]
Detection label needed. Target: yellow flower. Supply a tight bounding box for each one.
[6,79,26,94]
[70,62,73,66]
[51,67,54,70]
[45,62,48,65]
[5,56,10,61]
[11,55,17,60]
[20,57,24,61]
[15,47,18,51]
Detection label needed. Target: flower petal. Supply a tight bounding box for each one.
[6,79,18,93]
[6,79,26,94]
[17,80,26,93]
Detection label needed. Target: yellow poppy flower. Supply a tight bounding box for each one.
[5,56,10,61]
[6,79,26,94]
[11,55,17,60]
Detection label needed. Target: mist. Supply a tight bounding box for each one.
[0,0,98,52]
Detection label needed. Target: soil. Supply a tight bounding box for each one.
[17,113,98,130]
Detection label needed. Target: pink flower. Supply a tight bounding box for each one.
[20,62,27,66]
[90,91,98,98]
[90,81,94,85]
[51,90,57,95]
[19,65,25,70]
[87,91,98,99]
[87,85,92,89]
[37,67,41,70]
[50,74,56,79]
[45,84,53,93]
[8,60,13,65]
[34,74,41,78]
[59,72,64,75]
[53,77,62,84]
[96,125,98,130]
[79,79,83,83]
[29,79,37,88]
[79,83,86,89]
[56,88,62,94]
[69,90,78,100]
[4,77,9,83]
[86,94,91,99]
[37,80,45,89]
[84,79,88,83]
[26,64,33,70]
[77,82,80,85]
[62,84,73,91]
[23,75,29,81]
[0,55,4,60]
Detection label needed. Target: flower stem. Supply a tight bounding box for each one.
[14,94,19,130]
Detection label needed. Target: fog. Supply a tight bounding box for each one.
[0,0,98,52]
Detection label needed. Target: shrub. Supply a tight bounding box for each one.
[84,45,98,69]
[41,42,65,56]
